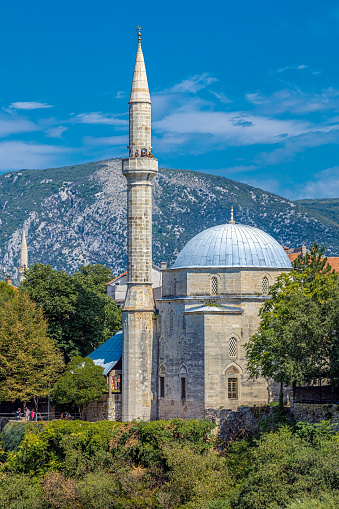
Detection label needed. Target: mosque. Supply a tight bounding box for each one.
[91,30,292,423]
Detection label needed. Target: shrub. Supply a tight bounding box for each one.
[0,473,43,508]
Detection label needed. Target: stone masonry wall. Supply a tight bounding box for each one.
[292,403,339,429]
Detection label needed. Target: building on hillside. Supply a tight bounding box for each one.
[18,229,28,283]
[109,31,293,423]
[106,265,162,306]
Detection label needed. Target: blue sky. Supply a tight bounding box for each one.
[1,0,339,200]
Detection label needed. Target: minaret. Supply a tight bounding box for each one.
[121,29,158,421]
[18,229,28,283]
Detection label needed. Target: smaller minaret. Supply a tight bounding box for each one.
[18,230,28,283]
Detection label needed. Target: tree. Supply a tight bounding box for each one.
[0,291,64,403]
[21,263,122,360]
[246,244,339,389]
[51,356,108,419]
[0,281,17,306]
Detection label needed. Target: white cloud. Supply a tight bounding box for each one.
[83,135,128,146]
[0,114,38,137]
[296,166,339,199]
[164,73,217,94]
[73,112,128,126]
[210,91,232,104]
[115,91,126,99]
[9,101,53,110]
[45,126,68,138]
[246,88,339,114]
[0,141,70,170]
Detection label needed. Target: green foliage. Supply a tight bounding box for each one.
[51,357,108,419]
[2,423,27,452]
[231,426,339,509]
[0,291,64,403]
[21,263,122,359]
[0,473,43,509]
[246,243,339,387]
[0,281,17,306]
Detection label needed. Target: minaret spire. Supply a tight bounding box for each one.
[229,206,235,224]
[121,31,158,422]
[18,229,28,283]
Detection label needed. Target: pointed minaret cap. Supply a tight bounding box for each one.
[129,27,151,104]
[229,206,235,224]
[20,229,28,268]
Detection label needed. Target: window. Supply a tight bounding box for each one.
[229,337,237,358]
[211,276,218,295]
[173,279,177,296]
[160,376,165,398]
[111,374,121,393]
[262,276,269,295]
[181,377,186,399]
[160,339,165,359]
[170,311,174,331]
[228,378,238,399]
[181,339,187,358]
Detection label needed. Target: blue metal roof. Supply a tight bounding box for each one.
[172,223,292,270]
[87,331,122,376]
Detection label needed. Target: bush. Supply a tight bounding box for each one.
[2,422,27,452]
[0,473,43,509]
[231,426,339,509]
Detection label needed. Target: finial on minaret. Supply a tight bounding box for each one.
[137,26,141,44]
[229,205,235,224]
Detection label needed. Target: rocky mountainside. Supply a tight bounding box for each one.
[1,158,338,283]
[297,199,339,227]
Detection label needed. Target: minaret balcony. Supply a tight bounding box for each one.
[122,157,158,181]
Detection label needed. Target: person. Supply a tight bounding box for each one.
[15,408,22,420]
[24,407,30,421]
[66,412,72,420]
[31,409,35,421]
[135,149,140,157]
[59,413,64,420]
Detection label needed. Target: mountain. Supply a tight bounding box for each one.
[1,158,339,283]
[297,199,339,228]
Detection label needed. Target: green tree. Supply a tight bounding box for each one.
[21,263,121,359]
[0,280,17,306]
[52,356,108,419]
[246,244,339,390]
[0,291,64,403]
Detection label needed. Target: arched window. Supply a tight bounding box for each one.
[179,365,187,400]
[159,364,166,398]
[169,311,174,331]
[159,339,165,359]
[211,276,218,295]
[229,337,237,358]
[262,276,269,295]
[173,278,177,296]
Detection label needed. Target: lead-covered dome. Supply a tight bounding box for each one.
[172,223,291,269]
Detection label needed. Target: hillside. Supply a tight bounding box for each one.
[297,198,339,227]
[1,158,339,283]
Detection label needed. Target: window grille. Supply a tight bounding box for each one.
[211,276,218,295]
[229,337,237,358]
[262,276,269,295]
[181,339,187,358]
[170,311,174,331]
[228,378,238,399]
[160,376,165,398]
[181,377,186,399]
[160,340,165,359]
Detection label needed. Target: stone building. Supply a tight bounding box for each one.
[110,31,293,422]
[106,265,162,306]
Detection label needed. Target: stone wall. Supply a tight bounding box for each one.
[205,406,266,443]
[87,394,122,422]
[292,403,339,428]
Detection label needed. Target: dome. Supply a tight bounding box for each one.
[172,223,292,269]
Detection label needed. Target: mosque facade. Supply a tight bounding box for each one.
[117,33,293,421]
